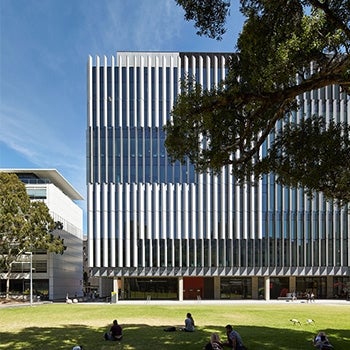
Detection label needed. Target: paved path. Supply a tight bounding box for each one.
[94,299,350,306]
[1,299,349,308]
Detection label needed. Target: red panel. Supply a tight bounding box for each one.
[183,277,204,300]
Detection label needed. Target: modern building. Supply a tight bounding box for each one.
[0,169,84,301]
[87,52,349,301]
[83,238,99,297]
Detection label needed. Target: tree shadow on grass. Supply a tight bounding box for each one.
[240,326,349,350]
[0,324,348,350]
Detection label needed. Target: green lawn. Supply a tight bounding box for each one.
[0,301,349,349]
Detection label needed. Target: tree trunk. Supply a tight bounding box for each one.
[6,272,10,300]
[5,261,14,300]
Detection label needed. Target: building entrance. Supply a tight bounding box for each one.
[183,277,214,300]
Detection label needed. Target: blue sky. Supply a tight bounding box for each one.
[0,0,244,231]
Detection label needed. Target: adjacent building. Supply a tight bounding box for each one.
[0,169,84,301]
[87,52,349,301]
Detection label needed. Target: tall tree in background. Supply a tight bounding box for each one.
[166,0,350,203]
[0,173,65,300]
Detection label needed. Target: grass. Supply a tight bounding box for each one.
[0,301,349,349]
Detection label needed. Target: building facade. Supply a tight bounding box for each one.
[87,52,349,301]
[0,169,84,301]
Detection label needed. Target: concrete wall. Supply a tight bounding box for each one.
[46,184,83,238]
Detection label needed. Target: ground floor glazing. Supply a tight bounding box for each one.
[101,276,350,301]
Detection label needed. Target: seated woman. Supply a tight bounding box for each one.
[180,312,195,332]
[313,332,333,349]
[204,333,224,350]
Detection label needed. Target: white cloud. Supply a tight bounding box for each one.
[78,0,186,55]
[128,0,184,50]
[0,103,84,169]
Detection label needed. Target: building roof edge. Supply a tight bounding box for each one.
[0,168,84,201]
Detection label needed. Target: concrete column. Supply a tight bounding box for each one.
[264,276,270,301]
[178,277,183,301]
[251,277,259,299]
[213,276,221,300]
[290,276,296,293]
[112,277,119,303]
[326,275,333,299]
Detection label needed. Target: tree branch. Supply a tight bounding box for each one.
[309,0,350,38]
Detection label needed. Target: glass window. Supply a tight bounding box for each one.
[189,239,195,267]
[219,239,225,266]
[196,239,202,267]
[182,240,188,267]
[126,277,178,300]
[33,260,47,273]
[174,239,180,267]
[220,277,252,299]
[167,239,173,266]
[26,188,47,200]
[204,239,210,267]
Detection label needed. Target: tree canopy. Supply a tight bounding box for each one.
[167,0,350,203]
[0,172,65,298]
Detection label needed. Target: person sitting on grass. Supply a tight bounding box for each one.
[104,319,123,341]
[313,331,333,349]
[223,324,246,350]
[180,312,195,332]
[204,332,224,350]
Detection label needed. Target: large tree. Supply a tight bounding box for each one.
[0,173,65,299]
[166,0,350,203]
